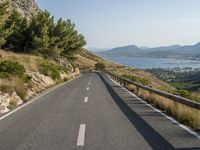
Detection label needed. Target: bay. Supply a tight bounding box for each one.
[103,56,200,69]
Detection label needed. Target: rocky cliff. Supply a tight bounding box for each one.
[0,0,40,19]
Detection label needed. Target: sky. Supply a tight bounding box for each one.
[36,0,200,49]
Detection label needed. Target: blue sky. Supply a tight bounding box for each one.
[36,0,200,49]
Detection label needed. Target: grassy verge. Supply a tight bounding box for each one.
[123,79,200,130]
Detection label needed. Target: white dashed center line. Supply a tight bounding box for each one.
[84,97,88,103]
[77,124,86,146]
[87,87,89,91]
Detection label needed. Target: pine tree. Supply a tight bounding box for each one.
[0,0,9,26]
[0,0,11,47]
[3,10,29,52]
[29,10,52,51]
[48,18,69,56]
[0,6,86,57]
[62,20,86,56]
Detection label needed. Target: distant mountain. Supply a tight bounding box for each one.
[149,43,200,59]
[100,45,146,57]
[89,47,110,52]
[99,43,200,60]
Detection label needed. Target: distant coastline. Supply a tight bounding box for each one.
[100,55,200,70]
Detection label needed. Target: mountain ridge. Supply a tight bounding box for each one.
[99,42,200,60]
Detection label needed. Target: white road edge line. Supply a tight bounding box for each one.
[84,97,88,103]
[77,124,86,146]
[107,74,200,140]
[0,76,81,121]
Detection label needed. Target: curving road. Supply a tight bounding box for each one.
[0,72,200,150]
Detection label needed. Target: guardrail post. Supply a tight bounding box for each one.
[120,79,122,85]
[149,86,153,103]
[136,86,140,95]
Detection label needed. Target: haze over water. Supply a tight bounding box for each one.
[104,56,200,69]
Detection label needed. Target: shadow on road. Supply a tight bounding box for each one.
[97,72,200,150]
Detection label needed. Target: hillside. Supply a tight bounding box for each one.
[0,0,40,19]
[76,49,174,92]
[0,0,174,115]
[99,42,200,60]
[0,49,79,114]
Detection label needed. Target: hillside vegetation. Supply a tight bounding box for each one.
[0,0,85,114]
[76,49,174,92]
[0,0,174,94]
[146,68,200,102]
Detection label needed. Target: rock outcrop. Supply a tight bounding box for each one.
[25,71,54,100]
[0,0,40,19]
[0,92,23,114]
[0,69,80,114]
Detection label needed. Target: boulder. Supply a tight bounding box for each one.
[10,92,23,105]
[0,93,10,108]
[27,71,54,93]
[25,89,35,100]
[0,92,23,114]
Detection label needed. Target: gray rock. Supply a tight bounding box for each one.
[0,0,40,19]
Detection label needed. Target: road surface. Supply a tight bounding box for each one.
[0,72,200,150]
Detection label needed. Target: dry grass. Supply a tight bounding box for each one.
[0,81,15,93]
[0,50,43,72]
[9,97,19,108]
[78,49,200,129]
[10,77,26,100]
[77,49,174,91]
[126,84,200,129]
[109,67,174,92]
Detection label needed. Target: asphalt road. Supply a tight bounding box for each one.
[0,72,200,150]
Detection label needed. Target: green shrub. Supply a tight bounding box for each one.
[95,62,105,70]
[63,67,69,73]
[122,74,150,86]
[51,69,60,80]
[22,74,33,89]
[139,78,150,85]
[170,89,200,102]
[0,72,10,79]
[22,74,32,83]
[0,60,25,77]
[180,115,196,129]
[63,77,68,82]
[40,61,61,80]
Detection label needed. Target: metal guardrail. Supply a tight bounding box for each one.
[105,71,200,110]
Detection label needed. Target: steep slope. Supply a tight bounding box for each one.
[76,49,174,92]
[0,49,79,114]
[0,0,40,19]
